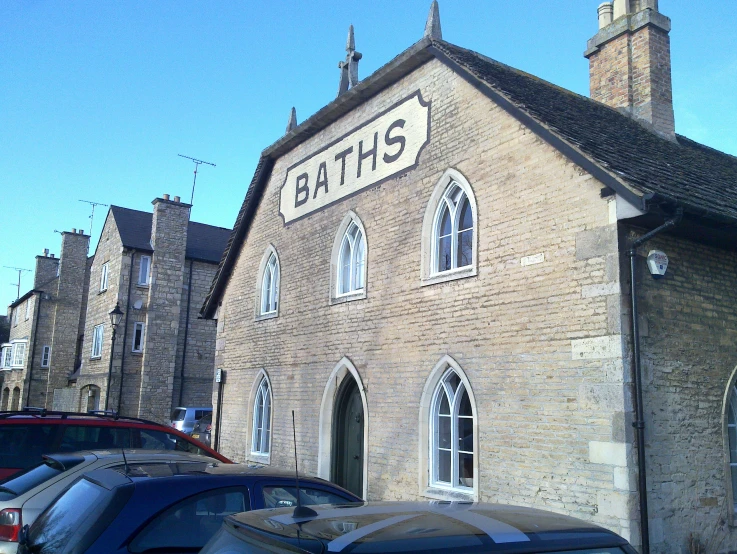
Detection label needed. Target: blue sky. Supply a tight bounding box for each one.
[1,1,735,312]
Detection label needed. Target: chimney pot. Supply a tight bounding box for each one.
[50,254,55,258]
[598,2,613,28]
[71,228,76,234]
[43,248,49,256]
[612,0,629,20]
[173,196,181,203]
[163,194,170,201]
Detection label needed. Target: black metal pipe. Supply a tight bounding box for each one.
[214,374,224,451]
[178,259,194,407]
[104,326,118,410]
[117,250,135,414]
[24,292,43,408]
[627,209,682,554]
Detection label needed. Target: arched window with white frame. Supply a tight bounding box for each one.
[256,246,280,319]
[338,222,365,295]
[421,168,478,285]
[430,368,475,491]
[727,382,737,513]
[251,376,272,455]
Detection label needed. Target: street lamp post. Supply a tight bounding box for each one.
[105,302,124,411]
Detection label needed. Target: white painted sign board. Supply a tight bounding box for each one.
[279,90,431,224]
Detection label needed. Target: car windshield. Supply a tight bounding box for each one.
[0,424,56,470]
[0,457,82,499]
[27,477,130,554]
[171,409,186,421]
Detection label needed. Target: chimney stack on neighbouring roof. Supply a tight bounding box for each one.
[43,248,49,257]
[585,0,675,139]
[163,193,170,201]
[174,196,181,203]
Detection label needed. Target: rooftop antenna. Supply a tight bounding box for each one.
[79,200,108,237]
[178,154,216,206]
[292,410,317,519]
[4,267,32,300]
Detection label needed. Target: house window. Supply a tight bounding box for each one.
[727,384,737,513]
[431,368,475,491]
[257,249,280,318]
[421,169,478,286]
[1,346,12,369]
[138,256,151,286]
[434,182,474,273]
[25,300,31,321]
[100,262,109,292]
[12,342,27,368]
[338,222,366,296]
[41,346,51,368]
[132,322,145,352]
[251,377,272,455]
[91,324,104,358]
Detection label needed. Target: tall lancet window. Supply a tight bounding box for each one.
[251,377,272,455]
[728,384,737,512]
[338,222,365,295]
[260,252,280,316]
[434,182,474,273]
[431,368,475,490]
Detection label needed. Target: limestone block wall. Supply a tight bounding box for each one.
[77,213,125,411]
[624,227,737,553]
[171,259,217,409]
[28,294,55,408]
[5,295,38,407]
[214,59,636,541]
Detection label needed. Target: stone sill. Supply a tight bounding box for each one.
[421,266,477,287]
[330,290,367,305]
[97,289,108,296]
[247,453,270,466]
[421,486,476,502]
[255,311,278,322]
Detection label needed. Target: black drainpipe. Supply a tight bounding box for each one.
[24,292,43,408]
[178,259,194,407]
[117,249,135,414]
[627,208,682,554]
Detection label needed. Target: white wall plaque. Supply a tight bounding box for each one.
[279,90,431,225]
[521,253,545,266]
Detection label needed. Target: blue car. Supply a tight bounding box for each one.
[18,456,361,554]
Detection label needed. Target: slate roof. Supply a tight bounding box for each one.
[201,37,737,317]
[110,206,231,264]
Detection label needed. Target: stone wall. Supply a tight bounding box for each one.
[624,226,737,553]
[213,59,637,542]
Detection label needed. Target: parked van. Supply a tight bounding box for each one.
[170,407,212,435]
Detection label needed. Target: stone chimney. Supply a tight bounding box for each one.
[138,194,191,423]
[584,0,675,138]
[34,249,60,288]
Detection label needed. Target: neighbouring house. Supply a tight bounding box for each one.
[201,2,737,553]
[1,231,91,411]
[72,195,231,423]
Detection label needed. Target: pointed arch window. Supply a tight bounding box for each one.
[251,377,272,455]
[727,384,737,512]
[260,252,280,316]
[338,222,366,295]
[431,368,474,490]
[434,182,474,273]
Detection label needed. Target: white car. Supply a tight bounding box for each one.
[0,450,214,553]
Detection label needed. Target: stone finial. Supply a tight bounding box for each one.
[286,107,298,133]
[337,25,362,96]
[424,0,442,40]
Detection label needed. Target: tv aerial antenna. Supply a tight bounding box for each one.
[178,154,216,206]
[4,266,32,300]
[79,199,109,237]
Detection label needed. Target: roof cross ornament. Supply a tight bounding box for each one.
[337,25,362,96]
[424,0,442,40]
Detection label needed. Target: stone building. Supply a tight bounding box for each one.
[73,195,230,423]
[202,2,737,553]
[1,230,91,411]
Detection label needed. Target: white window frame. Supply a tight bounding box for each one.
[41,345,51,368]
[255,246,280,320]
[418,355,478,501]
[1,345,12,370]
[91,324,104,359]
[330,212,368,304]
[138,255,151,286]
[421,168,478,286]
[132,322,145,353]
[25,300,31,321]
[100,262,109,292]
[727,382,737,517]
[250,374,272,458]
[11,341,27,368]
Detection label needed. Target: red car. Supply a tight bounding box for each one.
[0,409,230,479]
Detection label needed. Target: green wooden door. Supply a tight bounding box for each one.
[332,379,364,498]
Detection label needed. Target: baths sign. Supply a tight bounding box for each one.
[279,91,430,224]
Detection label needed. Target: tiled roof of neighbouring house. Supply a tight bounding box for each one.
[110,206,231,264]
[201,37,737,317]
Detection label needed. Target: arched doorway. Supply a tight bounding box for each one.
[10,387,20,411]
[80,385,100,413]
[1,388,9,410]
[332,377,364,497]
